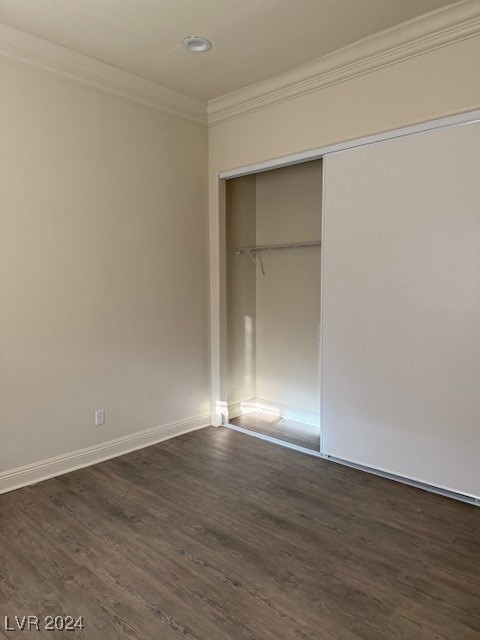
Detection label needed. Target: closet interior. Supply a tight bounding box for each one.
[226,160,322,452]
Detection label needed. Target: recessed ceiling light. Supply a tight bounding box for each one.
[182,36,212,53]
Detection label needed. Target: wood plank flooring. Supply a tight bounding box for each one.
[1,426,479,639]
[230,413,320,450]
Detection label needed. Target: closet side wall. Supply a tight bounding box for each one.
[226,176,257,412]
[256,161,322,420]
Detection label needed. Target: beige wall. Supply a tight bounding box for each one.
[209,35,480,421]
[0,59,209,472]
[256,162,322,416]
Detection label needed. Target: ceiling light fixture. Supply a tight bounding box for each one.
[182,36,212,53]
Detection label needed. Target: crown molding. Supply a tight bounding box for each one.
[0,23,208,125]
[208,0,480,126]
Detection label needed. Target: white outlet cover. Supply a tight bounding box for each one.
[95,409,105,426]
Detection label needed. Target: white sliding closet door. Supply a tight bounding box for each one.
[322,120,480,498]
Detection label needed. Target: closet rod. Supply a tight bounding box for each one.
[234,241,321,255]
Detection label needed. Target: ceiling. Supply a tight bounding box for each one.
[0,0,457,100]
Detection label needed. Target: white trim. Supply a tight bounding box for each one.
[254,398,320,427]
[0,414,210,494]
[0,23,207,125]
[319,161,326,453]
[2,1,479,128]
[218,109,480,179]
[208,0,480,126]
[210,181,228,428]
[225,424,480,506]
[228,398,320,426]
[227,398,256,421]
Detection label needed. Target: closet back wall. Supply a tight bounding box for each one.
[226,162,321,422]
[255,162,321,419]
[0,58,209,475]
[226,175,257,409]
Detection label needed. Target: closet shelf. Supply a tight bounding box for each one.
[234,241,321,277]
[233,241,321,255]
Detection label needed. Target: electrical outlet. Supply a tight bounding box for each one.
[95,409,105,426]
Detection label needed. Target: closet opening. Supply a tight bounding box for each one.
[225,159,323,453]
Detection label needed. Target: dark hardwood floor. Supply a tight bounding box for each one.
[1,426,479,639]
[230,413,320,451]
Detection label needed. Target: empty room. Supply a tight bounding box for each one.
[1,1,480,638]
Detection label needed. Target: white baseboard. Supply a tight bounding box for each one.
[227,398,257,421]
[227,397,320,427]
[0,413,210,495]
[256,398,320,427]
